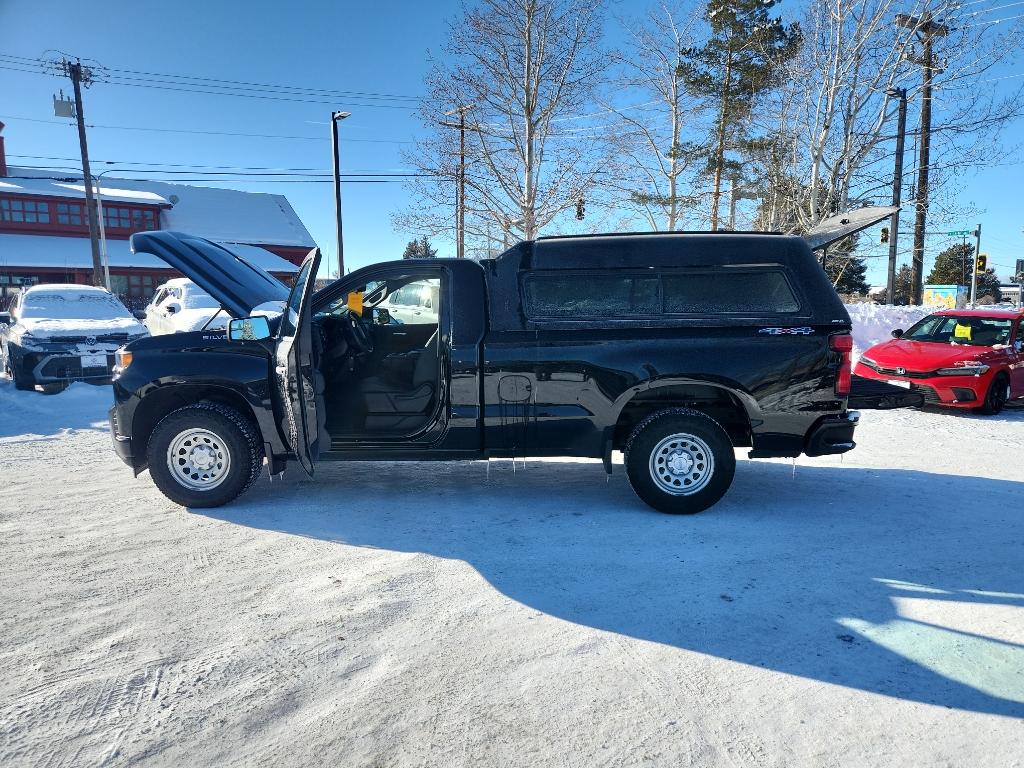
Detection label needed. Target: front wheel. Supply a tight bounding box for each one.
[147,402,264,508]
[624,408,736,514]
[974,373,1010,415]
[10,359,34,391]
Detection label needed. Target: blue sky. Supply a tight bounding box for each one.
[1,0,1021,285]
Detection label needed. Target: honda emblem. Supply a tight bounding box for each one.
[895,367,906,376]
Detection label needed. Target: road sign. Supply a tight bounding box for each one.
[947,230,971,236]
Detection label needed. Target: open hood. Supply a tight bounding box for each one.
[131,231,293,318]
[804,206,899,252]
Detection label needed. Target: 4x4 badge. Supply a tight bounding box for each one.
[758,327,814,336]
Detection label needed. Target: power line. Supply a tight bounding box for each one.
[8,154,421,173]
[0,52,420,103]
[0,114,414,143]
[953,0,1024,16]
[959,11,1024,25]
[3,174,412,184]
[0,53,422,110]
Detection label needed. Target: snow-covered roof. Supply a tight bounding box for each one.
[0,233,299,274]
[23,282,112,295]
[0,172,170,205]
[5,167,316,248]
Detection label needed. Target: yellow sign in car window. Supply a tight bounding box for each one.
[347,291,363,316]
[954,323,972,341]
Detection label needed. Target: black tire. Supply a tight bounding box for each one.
[974,373,1010,416]
[147,401,264,508]
[624,408,736,514]
[10,359,34,391]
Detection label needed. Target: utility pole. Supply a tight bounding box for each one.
[61,59,103,287]
[885,88,907,305]
[443,105,474,258]
[970,223,982,306]
[898,12,948,305]
[330,111,350,278]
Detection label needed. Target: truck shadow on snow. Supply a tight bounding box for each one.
[200,459,1024,718]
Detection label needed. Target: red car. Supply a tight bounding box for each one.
[855,308,1024,415]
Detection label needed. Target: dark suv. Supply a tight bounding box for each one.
[109,230,861,514]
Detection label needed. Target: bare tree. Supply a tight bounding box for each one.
[752,0,1023,235]
[394,0,608,251]
[601,3,706,231]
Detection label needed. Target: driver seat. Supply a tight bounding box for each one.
[360,331,439,430]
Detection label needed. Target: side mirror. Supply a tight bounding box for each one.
[891,329,904,338]
[374,307,391,326]
[228,316,272,341]
[165,302,181,315]
[0,311,10,326]
[133,309,147,320]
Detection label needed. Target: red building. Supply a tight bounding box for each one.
[0,122,315,308]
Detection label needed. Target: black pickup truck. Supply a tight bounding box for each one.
[109,230,863,514]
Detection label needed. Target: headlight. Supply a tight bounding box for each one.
[936,363,989,376]
[115,349,133,371]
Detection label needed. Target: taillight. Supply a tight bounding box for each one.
[830,333,853,397]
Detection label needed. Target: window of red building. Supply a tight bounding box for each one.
[1,198,51,224]
[0,194,162,237]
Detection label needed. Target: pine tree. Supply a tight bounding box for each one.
[926,243,1001,302]
[402,236,438,259]
[892,265,915,306]
[825,250,870,296]
[680,0,800,230]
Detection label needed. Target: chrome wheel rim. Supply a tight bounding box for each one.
[649,432,714,496]
[166,428,231,491]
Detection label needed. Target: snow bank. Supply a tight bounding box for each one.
[0,376,111,439]
[845,303,930,360]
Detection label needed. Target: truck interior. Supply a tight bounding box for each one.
[312,272,443,438]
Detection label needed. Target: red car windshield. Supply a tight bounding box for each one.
[903,314,1012,346]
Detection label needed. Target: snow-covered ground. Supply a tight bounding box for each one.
[1,374,1022,767]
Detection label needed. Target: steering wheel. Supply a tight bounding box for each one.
[343,309,374,354]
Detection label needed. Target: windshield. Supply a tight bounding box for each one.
[903,314,1012,346]
[182,287,221,310]
[19,291,133,321]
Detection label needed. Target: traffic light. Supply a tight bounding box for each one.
[976,253,987,273]
[880,226,889,244]
[575,196,585,220]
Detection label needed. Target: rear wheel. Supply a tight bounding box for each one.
[147,402,263,508]
[975,373,1010,415]
[624,408,736,514]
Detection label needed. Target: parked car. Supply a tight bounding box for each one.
[141,278,229,335]
[376,279,440,325]
[110,229,869,514]
[855,308,1024,414]
[1,284,148,391]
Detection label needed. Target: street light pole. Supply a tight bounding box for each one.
[331,111,351,278]
[885,87,907,305]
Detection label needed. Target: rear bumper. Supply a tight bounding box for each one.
[804,411,859,457]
